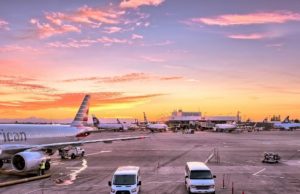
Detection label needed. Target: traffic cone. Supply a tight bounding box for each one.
[242,191,245,194]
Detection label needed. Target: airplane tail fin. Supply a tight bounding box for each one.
[116,118,122,124]
[117,118,127,130]
[135,119,139,126]
[92,114,100,126]
[282,116,290,123]
[143,112,148,124]
[71,94,90,127]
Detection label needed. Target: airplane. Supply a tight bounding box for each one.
[213,111,241,132]
[143,112,168,132]
[273,116,300,130]
[213,123,237,132]
[92,115,128,131]
[0,95,147,173]
[118,119,140,130]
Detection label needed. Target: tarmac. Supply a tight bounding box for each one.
[0,130,300,194]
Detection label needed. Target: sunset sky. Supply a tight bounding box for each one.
[0,0,300,122]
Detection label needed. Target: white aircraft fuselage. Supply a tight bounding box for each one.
[0,124,90,159]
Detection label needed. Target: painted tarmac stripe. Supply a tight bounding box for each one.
[253,168,266,176]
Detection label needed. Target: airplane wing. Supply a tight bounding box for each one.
[38,136,147,149]
[1,136,148,156]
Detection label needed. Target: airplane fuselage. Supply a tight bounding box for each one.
[273,122,300,130]
[97,123,125,130]
[0,124,81,145]
[146,123,168,131]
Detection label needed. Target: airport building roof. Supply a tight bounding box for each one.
[169,110,201,121]
[203,116,237,121]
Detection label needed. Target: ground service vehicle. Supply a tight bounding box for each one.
[59,146,85,159]
[185,162,216,194]
[262,152,280,163]
[109,166,141,194]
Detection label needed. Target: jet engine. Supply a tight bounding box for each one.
[12,151,50,172]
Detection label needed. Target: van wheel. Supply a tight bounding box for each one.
[0,160,3,168]
[71,154,76,159]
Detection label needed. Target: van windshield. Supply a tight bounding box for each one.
[190,170,213,179]
[113,175,136,185]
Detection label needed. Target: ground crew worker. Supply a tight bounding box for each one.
[39,160,46,176]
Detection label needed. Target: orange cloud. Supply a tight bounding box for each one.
[0,92,165,111]
[30,18,80,39]
[191,11,300,26]
[160,76,182,81]
[62,73,150,83]
[120,0,165,9]
[0,76,53,92]
[62,73,182,83]
[228,33,265,40]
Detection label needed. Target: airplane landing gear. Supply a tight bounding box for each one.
[45,160,51,170]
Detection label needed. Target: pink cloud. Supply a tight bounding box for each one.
[266,43,283,48]
[142,40,173,47]
[132,33,143,39]
[103,26,122,33]
[141,56,165,63]
[30,18,80,39]
[97,36,128,46]
[120,0,165,9]
[48,37,128,48]
[45,5,124,27]
[228,33,265,40]
[191,11,300,26]
[0,19,9,30]
[0,45,39,53]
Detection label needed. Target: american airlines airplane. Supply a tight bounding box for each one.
[273,116,300,130]
[143,112,168,132]
[0,95,146,173]
[214,123,237,132]
[92,115,128,131]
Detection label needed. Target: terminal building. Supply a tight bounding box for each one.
[167,110,201,129]
[167,110,240,130]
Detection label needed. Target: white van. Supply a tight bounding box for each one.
[185,162,216,194]
[108,166,141,194]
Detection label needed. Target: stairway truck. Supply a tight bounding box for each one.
[59,147,85,160]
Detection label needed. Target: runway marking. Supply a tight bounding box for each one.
[253,168,286,179]
[204,151,215,164]
[85,150,111,156]
[253,168,266,176]
[58,159,88,186]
